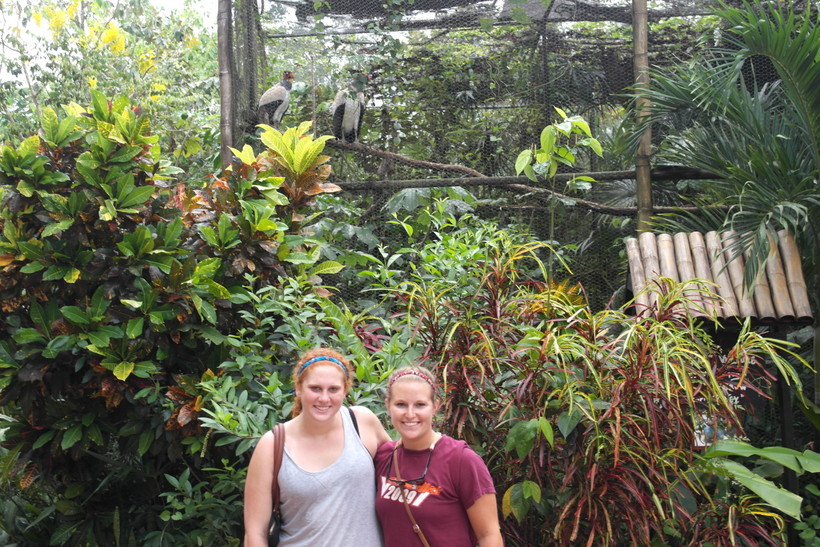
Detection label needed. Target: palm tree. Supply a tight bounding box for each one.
[640,0,819,428]
[646,0,817,280]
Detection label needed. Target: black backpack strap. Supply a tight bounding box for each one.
[347,406,360,436]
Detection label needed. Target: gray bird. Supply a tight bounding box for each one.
[330,74,368,143]
[258,71,294,130]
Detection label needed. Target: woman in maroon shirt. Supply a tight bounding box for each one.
[375,366,504,547]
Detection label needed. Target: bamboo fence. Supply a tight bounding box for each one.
[625,231,813,323]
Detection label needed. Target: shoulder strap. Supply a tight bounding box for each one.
[271,423,285,511]
[393,447,432,547]
[346,406,360,437]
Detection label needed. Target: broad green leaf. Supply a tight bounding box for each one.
[506,419,538,459]
[198,300,216,324]
[572,119,592,137]
[61,424,83,450]
[30,300,49,332]
[126,317,144,338]
[502,483,529,523]
[538,416,554,448]
[87,331,111,347]
[118,185,154,209]
[522,480,542,503]
[195,325,227,344]
[18,134,41,157]
[718,459,803,519]
[18,241,45,260]
[90,286,110,319]
[12,328,46,344]
[138,429,154,456]
[19,261,45,274]
[557,409,582,439]
[99,199,117,221]
[44,335,73,357]
[260,187,289,205]
[282,251,318,265]
[230,144,258,165]
[109,145,143,164]
[309,260,345,277]
[42,265,69,281]
[32,430,56,450]
[87,423,104,446]
[60,306,90,325]
[515,150,532,176]
[706,440,820,473]
[540,126,557,155]
[523,164,537,182]
[584,137,603,157]
[41,219,74,237]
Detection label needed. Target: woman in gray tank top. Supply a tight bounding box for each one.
[244,348,391,547]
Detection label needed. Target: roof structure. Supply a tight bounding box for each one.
[625,230,813,325]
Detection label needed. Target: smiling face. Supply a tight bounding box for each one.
[386,379,440,450]
[295,364,347,423]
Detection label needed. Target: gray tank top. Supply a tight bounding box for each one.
[277,408,383,546]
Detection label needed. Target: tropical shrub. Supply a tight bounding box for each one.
[0,92,354,544]
[389,233,813,545]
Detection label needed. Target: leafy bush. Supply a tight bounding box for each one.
[387,228,814,545]
[0,93,360,544]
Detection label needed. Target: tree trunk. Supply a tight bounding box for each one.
[218,0,235,171]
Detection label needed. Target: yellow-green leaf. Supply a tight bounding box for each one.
[515,150,533,176]
[113,361,135,381]
[230,144,258,165]
[64,268,81,283]
[309,260,345,277]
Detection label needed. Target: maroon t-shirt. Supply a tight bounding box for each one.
[375,435,496,547]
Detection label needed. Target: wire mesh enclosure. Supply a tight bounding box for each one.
[225,0,781,310]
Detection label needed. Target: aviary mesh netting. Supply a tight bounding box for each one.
[228,0,779,310]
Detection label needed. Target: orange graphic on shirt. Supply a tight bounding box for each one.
[387,479,442,496]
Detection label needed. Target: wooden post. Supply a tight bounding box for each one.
[218,0,235,171]
[633,0,653,232]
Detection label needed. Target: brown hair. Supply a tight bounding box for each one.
[291,348,354,417]
[385,366,440,403]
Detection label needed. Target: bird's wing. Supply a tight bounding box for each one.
[258,83,284,107]
[271,88,291,128]
[332,100,346,141]
[355,98,365,141]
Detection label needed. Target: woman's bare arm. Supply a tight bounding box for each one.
[243,430,276,547]
[467,493,504,547]
[351,405,391,457]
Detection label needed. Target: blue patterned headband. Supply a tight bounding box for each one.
[298,356,348,375]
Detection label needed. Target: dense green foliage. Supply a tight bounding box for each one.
[0,91,355,544]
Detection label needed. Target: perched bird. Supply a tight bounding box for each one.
[330,74,368,143]
[258,71,295,130]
